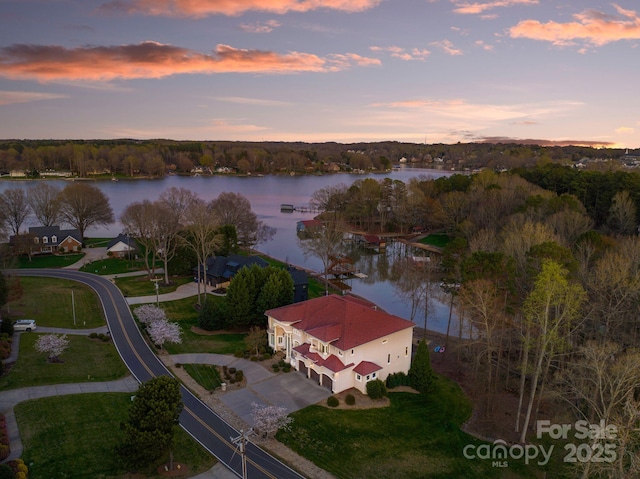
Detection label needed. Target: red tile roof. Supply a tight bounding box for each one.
[353,361,383,375]
[266,294,414,350]
[293,343,352,372]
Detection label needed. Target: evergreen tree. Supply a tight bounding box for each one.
[117,376,183,471]
[408,340,434,394]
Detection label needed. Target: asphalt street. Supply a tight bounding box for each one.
[12,269,306,479]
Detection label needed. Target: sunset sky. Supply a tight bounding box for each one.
[1,1,639,147]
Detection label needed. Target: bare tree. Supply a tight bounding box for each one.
[0,188,31,235]
[58,183,114,239]
[121,200,159,279]
[28,183,61,227]
[608,190,637,235]
[209,192,273,252]
[297,220,345,296]
[181,199,222,305]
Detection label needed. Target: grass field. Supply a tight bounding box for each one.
[6,277,105,328]
[182,364,223,391]
[132,297,248,355]
[15,393,216,479]
[0,333,128,390]
[114,275,192,297]
[17,253,84,269]
[419,233,450,248]
[79,257,158,275]
[277,376,538,479]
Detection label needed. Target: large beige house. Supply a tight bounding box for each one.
[266,294,414,395]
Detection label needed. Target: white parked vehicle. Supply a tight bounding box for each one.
[13,319,37,332]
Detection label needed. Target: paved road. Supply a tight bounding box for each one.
[13,269,305,479]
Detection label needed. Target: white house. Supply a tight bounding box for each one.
[106,234,137,258]
[266,294,414,395]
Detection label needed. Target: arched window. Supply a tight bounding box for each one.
[51,235,57,243]
[42,236,48,244]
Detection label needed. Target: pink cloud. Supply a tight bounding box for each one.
[239,19,281,33]
[0,42,377,82]
[99,0,382,17]
[452,0,538,15]
[369,45,430,61]
[430,39,463,55]
[509,4,640,46]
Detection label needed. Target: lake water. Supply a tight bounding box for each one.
[1,167,458,334]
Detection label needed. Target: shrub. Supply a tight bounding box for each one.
[100,334,110,342]
[0,319,14,337]
[282,364,291,373]
[262,352,271,360]
[345,394,356,405]
[235,370,243,382]
[0,464,14,479]
[272,364,280,372]
[15,472,26,479]
[386,372,410,389]
[222,365,228,374]
[327,396,339,407]
[250,356,258,362]
[366,379,387,399]
[89,332,98,339]
[175,363,182,368]
[278,359,286,368]
[0,444,9,461]
[229,367,236,375]
[234,350,244,358]
[198,300,229,331]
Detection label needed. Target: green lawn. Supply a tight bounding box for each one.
[15,393,216,479]
[132,297,248,355]
[17,253,84,269]
[79,257,156,275]
[6,277,106,328]
[114,275,192,297]
[0,333,128,390]
[182,364,223,391]
[419,234,450,248]
[277,377,536,479]
[83,238,112,247]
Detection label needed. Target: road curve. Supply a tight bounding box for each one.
[12,269,305,479]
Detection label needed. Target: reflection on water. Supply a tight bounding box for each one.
[0,168,460,334]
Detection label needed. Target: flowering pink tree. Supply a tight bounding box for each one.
[134,304,166,326]
[147,319,182,351]
[35,334,69,362]
[251,402,293,438]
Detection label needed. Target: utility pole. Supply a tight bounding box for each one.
[231,428,253,479]
[72,289,76,326]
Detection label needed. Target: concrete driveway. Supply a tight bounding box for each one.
[171,353,332,425]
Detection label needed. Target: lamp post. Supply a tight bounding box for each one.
[151,278,161,306]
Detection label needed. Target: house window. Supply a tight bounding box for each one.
[372,372,377,379]
[351,349,354,355]
[366,375,370,381]
[320,344,326,353]
[269,333,275,348]
[338,350,343,356]
[382,339,388,344]
[405,347,409,357]
[51,235,57,243]
[42,236,48,243]
[356,374,361,381]
[387,353,391,364]
[277,336,284,345]
[34,237,39,244]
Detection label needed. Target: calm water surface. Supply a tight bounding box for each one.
[1,167,458,334]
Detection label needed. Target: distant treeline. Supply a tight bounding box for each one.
[0,139,635,178]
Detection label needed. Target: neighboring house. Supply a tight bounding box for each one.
[106,234,137,258]
[267,294,414,395]
[9,225,82,254]
[296,219,323,233]
[193,255,309,302]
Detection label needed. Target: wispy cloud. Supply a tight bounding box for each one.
[0,42,378,82]
[99,0,383,17]
[509,4,640,47]
[474,40,494,51]
[239,19,281,33]
[370,45,430,61]
[0,90,66,106]
[616,126,635,134]
[451,0,538,15]
[429,39,463,55]
[214,96,291,106]
[477,136,614,147]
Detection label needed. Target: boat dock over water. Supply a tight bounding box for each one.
[280,204,319,213]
